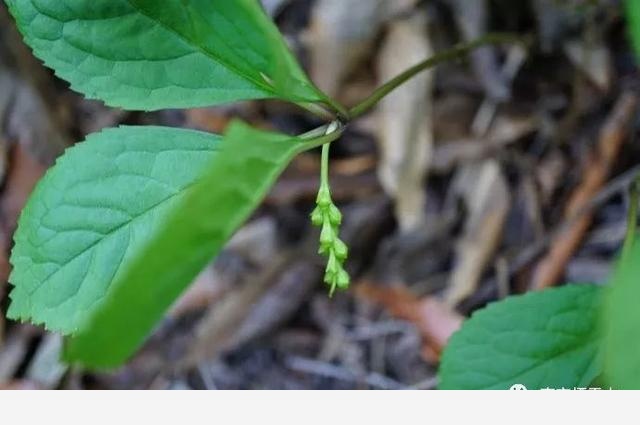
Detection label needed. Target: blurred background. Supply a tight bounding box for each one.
[0,0,638,389]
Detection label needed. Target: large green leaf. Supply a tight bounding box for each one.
[5,0,326,110]
[439,285,603,390]
[63,121,302,368]
[603,240,640,389]
[8,126,221,333]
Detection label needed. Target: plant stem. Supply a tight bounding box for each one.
[323,98,351,121]
[297,102,336,121]
[321,142,330,188]
[300,34,527,127]
[348,33,530,119]
[297,34,529,180]
[296,120,344,154]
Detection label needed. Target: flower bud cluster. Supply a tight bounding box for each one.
[311,183,350,294]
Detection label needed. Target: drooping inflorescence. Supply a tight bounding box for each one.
[311,144,350,295]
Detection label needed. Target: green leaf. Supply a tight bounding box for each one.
[603,240,640,389]
[63,121,302,368]
[439,285,603,390]
[8,126,221,333]
[5,0,326,110]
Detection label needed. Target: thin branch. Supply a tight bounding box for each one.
[348,33,531,119]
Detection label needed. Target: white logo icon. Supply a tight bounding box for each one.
[510,384,527,390]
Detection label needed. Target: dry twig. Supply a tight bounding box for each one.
[531,92,639,290]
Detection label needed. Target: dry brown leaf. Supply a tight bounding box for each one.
[0,326,39,381]
[356,283,463,363]
[307,0,385,97]
[376,11,434,232]
[307,0,418,97]
[2,71,66,166]
[536,151,567,204]
[169,266,225,318]
[25,333,66,390]
[225,217,278,267]
[564,39,612,92]
[182,254,319,369]
[445,160,510,305]
[432,114,538,173]
[170,218,277,318]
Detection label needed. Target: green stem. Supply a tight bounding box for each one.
[321,142,330,188]
[322,98,350,121]
[348,33,530,119]
[296,120,344,154]
[297,102,336,121]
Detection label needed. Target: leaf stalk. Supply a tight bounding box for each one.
[348,33,531,119]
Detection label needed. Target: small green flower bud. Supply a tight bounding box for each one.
[318,244,332,256]
[316,185,332,207]
[319,221,335,247]
[333,238,348,261]
[327,203,342,226]
[336,267,350,289]
[325,250,338,275]
[310,206,324,227]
